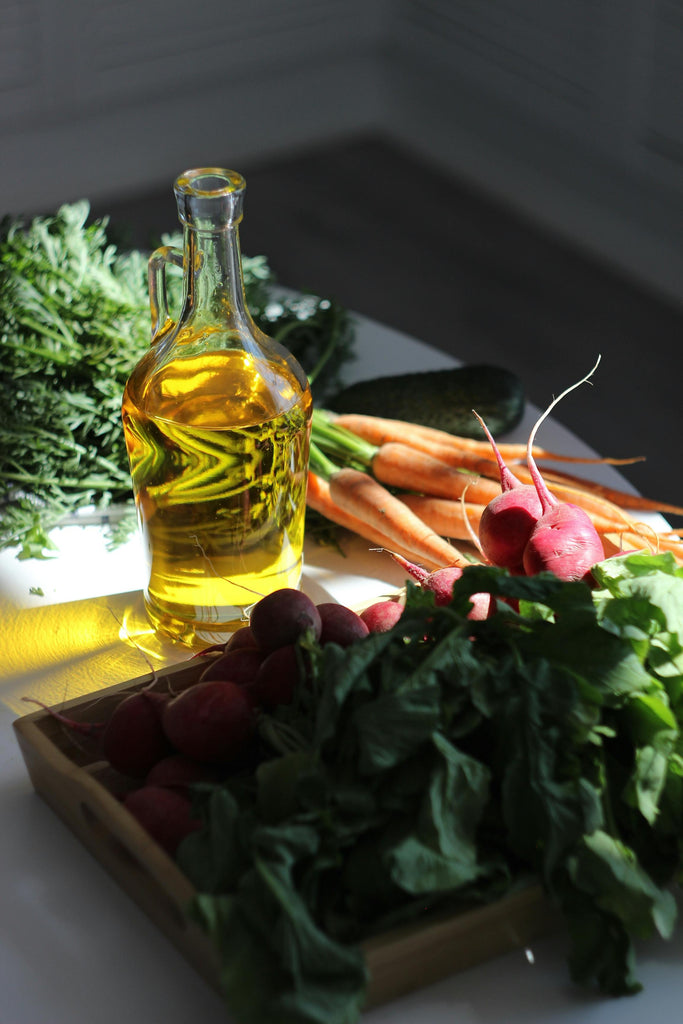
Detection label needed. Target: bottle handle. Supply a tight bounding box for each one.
[148,245,183,343]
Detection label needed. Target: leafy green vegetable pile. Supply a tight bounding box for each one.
[176,554,683,1024]
[0,202,355,558]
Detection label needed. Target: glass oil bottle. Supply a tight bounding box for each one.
[122,168,312,644]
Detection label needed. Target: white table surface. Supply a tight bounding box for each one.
[1,314,679,1024]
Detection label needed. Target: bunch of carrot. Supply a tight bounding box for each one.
[306,409,683,570]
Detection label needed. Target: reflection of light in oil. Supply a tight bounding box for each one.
[115,602,176,663]
[1,590,190,716]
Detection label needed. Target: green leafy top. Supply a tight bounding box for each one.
[0,202,355,557]
[176,554,683,1023]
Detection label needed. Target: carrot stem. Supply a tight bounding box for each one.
[311,409,378,466]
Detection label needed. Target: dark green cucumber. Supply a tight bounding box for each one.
[327,364,525,439]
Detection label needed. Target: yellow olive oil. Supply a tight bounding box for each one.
[122,346,312,644]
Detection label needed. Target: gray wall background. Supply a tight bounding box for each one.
[4,1,683,307]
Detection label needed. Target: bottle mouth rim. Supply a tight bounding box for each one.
[175,168,246,197]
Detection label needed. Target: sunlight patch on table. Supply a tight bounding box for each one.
[0,591,187,716]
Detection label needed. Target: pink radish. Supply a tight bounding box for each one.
[390,553,494,620]
[360,600,404,633]
[522,360,605,582]
[474,412,543,573]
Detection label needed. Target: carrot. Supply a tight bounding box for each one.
[306,472,466,570]
[598,527,683,564]
[384,441,510,478]
[370,442,503,505]
[399,493,485,540]
[324,411,680,525]
[327,466,467,568]
[330,412,642,466]
[312,410,505,498]
[312,411,678,553]
[534,466,683,518]
[544,481,655,529]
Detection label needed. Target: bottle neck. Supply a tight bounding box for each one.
[180,222,249,325]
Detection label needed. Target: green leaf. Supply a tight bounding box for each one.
[569,830,677,941]
[388,732,491,893]
[192,823,369,1024]
[622,731,678,826]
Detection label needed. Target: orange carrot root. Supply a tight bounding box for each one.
[327,467,467,568]
[306,472,465,570]
[398,493,485,540]
[331,412,642,466]
[371,443,502,505]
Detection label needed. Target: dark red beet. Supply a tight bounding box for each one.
[317,602,370,646]
[247,644,304,708]
[249,588,322,652]
[360,600,404,633]
[102,690,172,779]
[123,786,201,856]
[224,625,258,651]
[145,753,218,793]
[162,679,256,764]
[199,646,264,685]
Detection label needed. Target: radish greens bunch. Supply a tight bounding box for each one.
[176,554,683,1024]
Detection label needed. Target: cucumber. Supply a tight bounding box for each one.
[327,364,525,439]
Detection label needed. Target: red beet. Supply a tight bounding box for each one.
[162,679,256,765]
[249,588,322,652]
[123,785,201,856]
[317,602,370,647]
[224,625,258,651]
[145,753,218,793]
[102,690,172,779]
[199,646,264,685]
[247,643,304,708]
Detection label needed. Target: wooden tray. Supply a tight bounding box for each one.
[13,657,557,1011]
